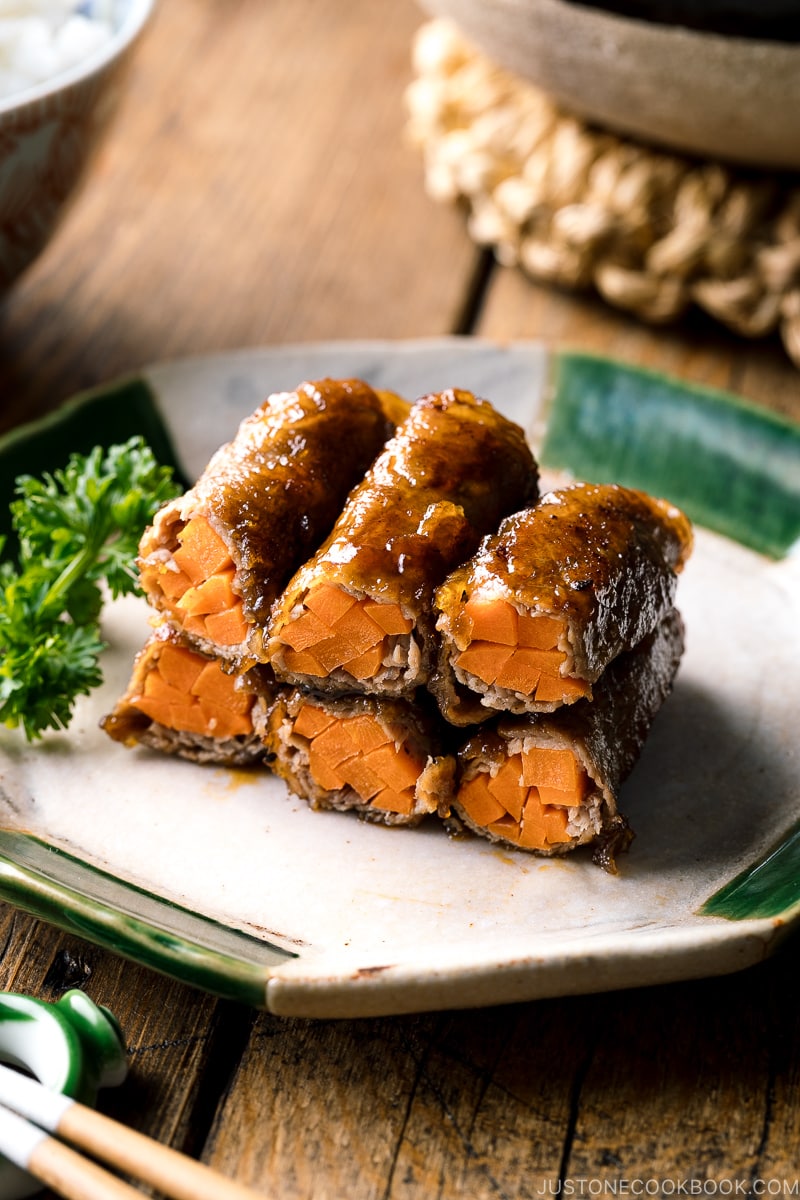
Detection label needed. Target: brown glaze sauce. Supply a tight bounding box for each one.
[439,482,693,641]
[197,379,395,620]
[307,389,539,607]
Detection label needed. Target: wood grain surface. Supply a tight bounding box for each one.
[1,1,799,1197]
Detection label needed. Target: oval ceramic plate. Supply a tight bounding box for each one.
[1,338,799,1018]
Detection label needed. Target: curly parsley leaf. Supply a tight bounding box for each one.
[1,437,180,740]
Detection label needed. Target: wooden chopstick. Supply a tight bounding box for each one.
[0,1064,264,1200]
[0,1102,144,1200]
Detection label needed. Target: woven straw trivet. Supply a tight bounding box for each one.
[406,18,800,368]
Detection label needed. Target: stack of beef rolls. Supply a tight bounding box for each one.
[103,377,692,872]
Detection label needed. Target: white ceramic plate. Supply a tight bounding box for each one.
[1,338,798,1017]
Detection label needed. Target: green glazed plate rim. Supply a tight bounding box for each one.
[1,338,798,1016]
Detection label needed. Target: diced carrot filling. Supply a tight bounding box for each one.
[177,571,238,618]
[457,746,590,850]
[363,602,415,636]
[155,566,194,601]
[344,714,393,754]
[372,788,416,816]
[494,648,561,694]
[304,583,358,626]
[173,516,232,579]
[130,643,254,739]
[455,642,514,684]
[279,611,331,652]
[292,704,335,739]
[488,813,525,843]
[290,701,424,815]
[519,746,587,796]
[362,743,420,792]
[457,775,507,827]
[203,607,250,646]
[532,674,590,703]
[141,516,249,648]
[339,756,384,801]
[464,598,519,646]
[155,642,205,693]
[456,597,589,704]
[274,648,323,676]
[277,587,412,682]
[345,645,385,680]
[307,746,344,792]
[486,757,527,821]
[519,795,571,849]
[517,612,564,649]
[193,660,253,713]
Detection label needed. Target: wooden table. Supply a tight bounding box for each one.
[2,1,799,1195]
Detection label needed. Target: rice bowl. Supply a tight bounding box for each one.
[0,0,155,292]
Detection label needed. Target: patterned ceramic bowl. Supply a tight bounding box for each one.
[0,0,155,293]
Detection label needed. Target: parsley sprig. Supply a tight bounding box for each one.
[0,438,180,740]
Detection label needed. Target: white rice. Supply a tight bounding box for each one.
[0,1,115,100]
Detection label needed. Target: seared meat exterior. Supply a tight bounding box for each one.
[256,688,456,827]
[431,482,692,725]
[102,626,269,767]
[451,608,685,870]
[267,388,539,699]
[137,379,399,666]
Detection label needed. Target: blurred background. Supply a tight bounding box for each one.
[1,0,799,427]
